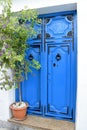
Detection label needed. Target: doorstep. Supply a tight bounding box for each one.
[8,115,75,130]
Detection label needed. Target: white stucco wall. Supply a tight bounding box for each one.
[0,68,15,121]
[0,0,87,130]
[76,2,87,130]
[0,89,15,121]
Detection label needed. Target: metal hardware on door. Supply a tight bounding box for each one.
[28,54,33,61]
[56,53,61,61]
[53,63,56,67]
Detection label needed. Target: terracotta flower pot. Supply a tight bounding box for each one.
[10,102,28,120]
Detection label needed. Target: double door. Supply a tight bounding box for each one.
[19,11,77,121]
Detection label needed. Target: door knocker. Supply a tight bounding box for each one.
[28,54,33,61]
[56,53,61,61]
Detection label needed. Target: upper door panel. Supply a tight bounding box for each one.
[45,15,73,40]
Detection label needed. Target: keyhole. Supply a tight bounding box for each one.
[53,63,56,67]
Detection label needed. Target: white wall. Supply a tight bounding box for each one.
[0,69,15,121]
[0,1,87,130]
[76,2,87,130]
[12,0,77,11]
[0,89,15,121]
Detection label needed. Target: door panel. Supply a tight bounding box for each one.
[22,45,42,114]
[45,15,73,40]
[46,44,72,118]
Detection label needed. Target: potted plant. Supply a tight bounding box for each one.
[0,0,40,120]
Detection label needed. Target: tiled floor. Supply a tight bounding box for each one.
[9,115,75,130]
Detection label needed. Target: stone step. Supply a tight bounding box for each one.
[8,115,75,130]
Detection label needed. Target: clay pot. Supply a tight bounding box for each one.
[10,102,28,120]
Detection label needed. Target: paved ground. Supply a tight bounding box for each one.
[0,128,32,130]
[0,120,34,130]
[0,127,34,130]
[0,129,9,130]
[0,129,12,130]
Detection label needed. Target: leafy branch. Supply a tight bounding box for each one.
[0,0,41,92]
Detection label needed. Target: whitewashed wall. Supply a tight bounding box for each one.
[0,89,15,121]
[0,1,87,130]
[0,68,15,121]
[76,2,87,130]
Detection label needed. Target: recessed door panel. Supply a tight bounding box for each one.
[46,44,72,118]
[45,15,73,40]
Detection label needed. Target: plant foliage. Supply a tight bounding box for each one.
[0,0,40,90]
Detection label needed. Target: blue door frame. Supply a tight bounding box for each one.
[16,10,77,122]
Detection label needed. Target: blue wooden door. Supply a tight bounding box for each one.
[16,11,77,121]
[45,44,72,119]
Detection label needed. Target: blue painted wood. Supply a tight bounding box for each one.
[22,46,42,114]
[45,44,72,119]
[16,10,77,122]
[45,16,72,39]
